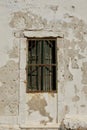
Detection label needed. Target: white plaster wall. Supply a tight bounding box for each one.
[0,0,87,129]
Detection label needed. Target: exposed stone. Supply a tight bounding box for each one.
[72,95,80,102]
[1,0,87,129]
[81,62,87,84]
[8,42,19,58]
[82,86,87,95]
[0,60,19,115]
[27,95,53,125]
[9,11,47,29]
[64,105,70,115]
[74,85,79,94]
[71,59,79,69]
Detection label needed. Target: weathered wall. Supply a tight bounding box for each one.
[0,0,87,129]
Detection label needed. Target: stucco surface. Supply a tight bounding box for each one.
[0,0,87,129]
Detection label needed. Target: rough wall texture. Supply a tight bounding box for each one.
[0,0,87,129]
[0,60,18,116]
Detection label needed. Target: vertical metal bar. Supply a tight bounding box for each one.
[41,40,43,90]
[36,40,38,90]
[49,41,51,91]
[43,41,45,91]
[52,40,56,90]
[47,42,49,90]
[46,43,48,91]
[34,40,36,90]
[27,40,29,90]
[39,41,40,90]
[46,41,49,91]
[44,41,46,91]
[29,40,32,90]
[51,41,53,91]
[54,40,56,90]
[45,41,46,91]
[43,40,44,91]
[38,41,41,91]
[39,41,41,90]
[48,41,50,91]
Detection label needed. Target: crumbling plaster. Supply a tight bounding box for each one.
[0,0,87,129]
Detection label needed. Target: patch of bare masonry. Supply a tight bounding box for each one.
[27,95,53,125]
[8,42,19,58]
[9,11,47,29]
[0,60,18,115]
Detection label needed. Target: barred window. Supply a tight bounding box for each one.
[27,39,57,92]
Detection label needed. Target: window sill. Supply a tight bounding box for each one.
[19,123,60,129]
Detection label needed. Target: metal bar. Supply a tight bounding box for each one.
[26,90,57,93]
[29,70,32,89]
[41,40,44,90]
[47,41,49,91]
[44,41,46,91]
[44,41,47,90]
[49,44,51,91]
[27,39,57,92]
[46,40,53,48]
[28,67,38,75]
[39,41,41,90]
[28,39,56,41]
[29,40,32,89]
[43,40,44,91]
[29,74,37,76]
[52,40,56,90]
[38,41,40,90]
[36,40,38,90]
[28,64,56,66]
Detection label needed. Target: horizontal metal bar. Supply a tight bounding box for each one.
[28,64,56,66]
[26,89,57,93]
[28,39,56,40]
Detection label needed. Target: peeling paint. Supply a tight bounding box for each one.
[27,95,53,125]
[8,42,19,58]
[80,105,85,108]
[81,62,87,84]
[82,86,87,95]
[1,0,87,129]
[64,105,70,115]
[72,95,80,102]
[71,58,79,69]
[9,11,47,29]
[0,60,18,115]
[74,85,79,94]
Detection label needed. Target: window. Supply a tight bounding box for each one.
[27,39,57,92]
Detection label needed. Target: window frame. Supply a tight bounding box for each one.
[26,38,57,93]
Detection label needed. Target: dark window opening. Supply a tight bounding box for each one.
[27,39,57,92]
